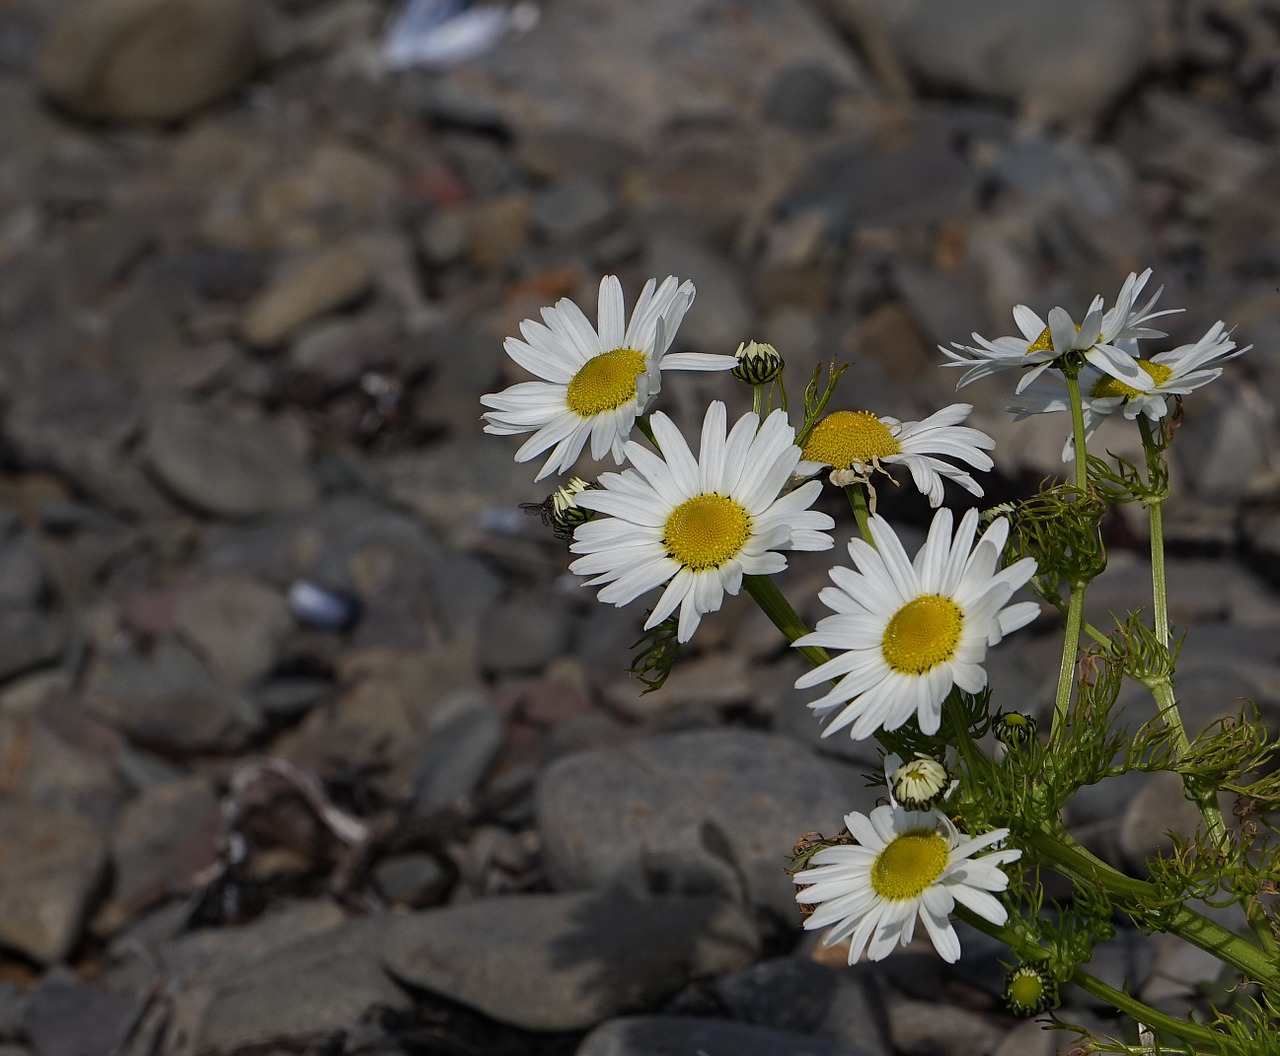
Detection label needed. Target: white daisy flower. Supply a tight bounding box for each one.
[794,804,1021,964]
[942,268,1180,395]
[481,275,734,481]
[1011,321,1248,461]
[884,752,953,811]
[569,401,835,643]
[794,508,1038,739]
[796,404,995,508]
[1084,320,1247,423]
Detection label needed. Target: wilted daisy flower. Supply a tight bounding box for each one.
[794,508,1038,739]
[794,804,1021,964]
[885,752,952,811]
[942,269,1179,395]
[570,402,835,643]
[797,404,995,508]
[481,275,734,480]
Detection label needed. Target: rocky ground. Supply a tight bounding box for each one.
[1,0,1280,1054]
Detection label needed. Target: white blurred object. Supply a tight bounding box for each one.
[381,0,539,71]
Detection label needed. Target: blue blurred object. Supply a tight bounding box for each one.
[381,0,539,71]
[287,579,361,631]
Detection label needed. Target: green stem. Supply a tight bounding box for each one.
[1050,373,1095,736]
[1065,371,1089,495]
[752,384,763,417]
[635,417,658,449]
[1026,827,1280,989]
[1052,581,1086,731]
[777,375,788,414]
[954,907,1226,1053]
[742,575,829,669]
[1148,498,1170,649]
[846,485,875,547]
[1067,969,1222,1053]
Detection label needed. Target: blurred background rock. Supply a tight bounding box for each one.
[0,0,1277,1053]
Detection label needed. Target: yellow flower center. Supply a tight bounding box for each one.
[663,493,752,571]
[1089,360,1173,401]
[1025,322,1094,356]
[801,410,900,470]
[565,348,647,417]
[882,595,963,674]
[870,830,950,901]
[1025,326,1054,355]
[1008,969,1047,1010]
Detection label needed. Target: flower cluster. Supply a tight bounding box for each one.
[482,266,1252,991]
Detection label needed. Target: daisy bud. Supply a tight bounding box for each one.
[890,754,950,811]
[993,712,1038,749]
[1003,963,1057,1017]
[731,340,784,385]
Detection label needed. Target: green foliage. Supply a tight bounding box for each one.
[794,358,852,449]
[628,615,680,693]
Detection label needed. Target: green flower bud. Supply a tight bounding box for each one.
[993,711,1038,749]
[1003,963,1057,1017]
[889,754,951,811]
[731,341,784,385]
[521,476,598,540]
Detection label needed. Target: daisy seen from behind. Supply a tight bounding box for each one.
[794,804,1021,964]
[942,268,1180,395]
[569,401,834,643]
[797,403,995,508]
[1010,320,1248,461]
[481,275,734,481]
[794,507,1038,740]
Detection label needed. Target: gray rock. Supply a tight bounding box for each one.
[864,0,1147,124]
[577,1016,879,1056]
[37,0,258,122]
[110,775,220,915]
[371,852,450,906]
[777,110,1000,236]
[536,729,874,917]
[365,440,543,544]
[671,957,890,1056]
[21,977,143,1056]
[0,713,122,818]
[531,179,620,244]
[194,916,411,1052]
[0,610,66,683]
[426,551,502,638]
[107,295,233,393]
[0,983,24,1042]
[644,235,753,354]
[480,598,572,675]
[288,315,397,387]
[400,693,505,814]
[1069,927,1154,1010]
[764,63,843,130]
[104,898,347,997]
[1140,931,1229,1003]
[0,803,108,964]
[382,891,759,1031]
[84,642,262,754]
[887,997,1004,1056]
[436,0,866,153]
[175,574,293,686]
[1118,770,1209,875]
[241,246,374,348]
[143,402,317,519]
